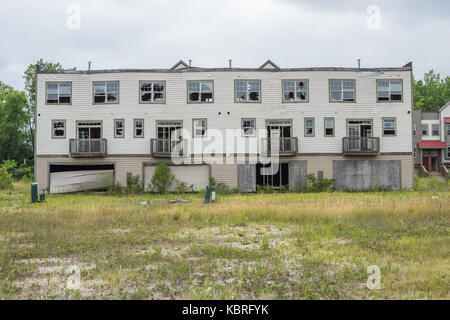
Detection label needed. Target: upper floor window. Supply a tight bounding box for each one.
[377,80,402,102]
[94,82,119,104]
[422,124,428,136]
[432,124,439,136]
[134,119,144,138]
[324,118,334,137]
[52,120,66,138]
[114,119,124,138]
[447,123,450,136]
[329,80,355,102]
[447,146,450,159]
[383,118,396,135]
[413,123,417,135]
[46,83,71,104]
[304,118,315,137]
[140,81,165,103]
[235,80,261,102]
[193,119,207,137]
[188,81,213,103]
[242,119,256,137]
[283,80,308,102]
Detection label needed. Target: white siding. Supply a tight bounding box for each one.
[36,69,412,156]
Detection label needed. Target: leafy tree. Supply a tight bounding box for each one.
[413,70,450,111]
[0,82,30,163]
[150,163,174,193]
[23,59,75,153]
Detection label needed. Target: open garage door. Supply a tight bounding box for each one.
[49,164,114,193]
[144,164,209,192]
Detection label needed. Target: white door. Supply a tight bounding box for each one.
[144,164,209,192]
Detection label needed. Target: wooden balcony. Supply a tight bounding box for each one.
[262,137,298,156]
[69,139,107,157]
[150,138,185,157]
[342,137,380,155]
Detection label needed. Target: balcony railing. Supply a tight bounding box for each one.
[342,137,380,155]
[69,139,107,157]
[262,137,298,156]
[150,138,185,157]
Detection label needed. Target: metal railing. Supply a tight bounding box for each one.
[69,139,107,157]
[342,137,380,155]
[262,137,298,155]
[150,138,185,157]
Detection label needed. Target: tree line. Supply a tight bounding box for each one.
[0,60,449,180]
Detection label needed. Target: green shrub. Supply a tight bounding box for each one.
[126,175,142,194]
[1,160,17,175]
[306,173,335,193]
[175,180,195,193]
[0,166,13,190]
[209,177,232,194]
[150,163,174,193]
[415,175,448,192]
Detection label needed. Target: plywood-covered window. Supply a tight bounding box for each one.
[330,80,355,102]
[283,80,308,102]
[235,80,261,102]
[93,82,119,104]
[46,83,71,104]
[140,81,165,103]
[188,81,213,103]
[377,80,402,102]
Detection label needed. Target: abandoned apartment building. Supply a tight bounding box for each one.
[34,59,415,193]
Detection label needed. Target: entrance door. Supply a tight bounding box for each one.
[347,120,372,151]
[422,150,440,172]
[156,121,182,153]
[267,120,292,153]
[77,121,102,152]
[422,156,429,171]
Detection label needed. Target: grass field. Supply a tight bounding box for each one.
[0,177,449,300]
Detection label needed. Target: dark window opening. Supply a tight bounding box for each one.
[256,162,289,188]
[49,164,114,173]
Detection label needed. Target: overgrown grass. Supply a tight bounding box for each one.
[0,177,448,299]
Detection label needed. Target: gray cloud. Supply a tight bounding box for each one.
[0,0,449,90]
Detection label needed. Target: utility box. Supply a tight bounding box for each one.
[31,183,39,203]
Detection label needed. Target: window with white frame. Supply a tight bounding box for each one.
[305,118,314,136]
[422,124,428,136]
[193,119,207,137]
[140,81,165,103]
[432,124,439,136]
[383,118,396,135]
[46,83,71,104]
[242,119,255,136]
[447,123,450,136]
[188,81,213,103]
[93,82,118,104]
[114,119,124,138]
[447,146,450,159]
[235,80,260,102]
[324,118,334,136]
[52,120,66,138]
[330,80,355,102]
[283,80,308,102]
[413,123,417,135]
[377,80,402,101]
[134,119,144,138]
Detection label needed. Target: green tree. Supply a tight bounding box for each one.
[23,59,75,153]
[0,82,30,163]
[413,70,450,111]
[150,163,174,193]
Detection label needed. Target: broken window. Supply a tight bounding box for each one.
[422,124,428,136]
[193,119,207,137]
[447,123,450,136]
[447,146,450,159]
[377,80,402,101]
[330,80,355,102]
[140,81,165,103]
[134,119,144,138]
[235,80,260,102]
[114,119,124,138]
[188,81,213,102]
[383,118,396,135]
[413,124,417,135]
[46,83,71,104]
[413,147,417,159]
[94,82,118,104]
[432,124,439,136]
[305,118,314,137]
[283,80,308,102]
[242,119,256,136]
[52,120,66,138]
[324,118,334,136]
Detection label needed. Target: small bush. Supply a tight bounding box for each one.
[126,175,142,194]
[306,173,335,193]
[209,177,232,194]
[150,163,174,193]
[1,160,17,175]
[0,166,13,190]
[415,175,448,192]
[175,180,195,193]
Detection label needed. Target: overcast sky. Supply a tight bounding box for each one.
[1,0,449,90]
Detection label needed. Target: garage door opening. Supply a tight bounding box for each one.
[49,164,114,193]
[256,162,289,188]
[144,164,209,192]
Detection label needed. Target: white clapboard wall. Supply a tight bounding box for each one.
[49,170,114,193]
